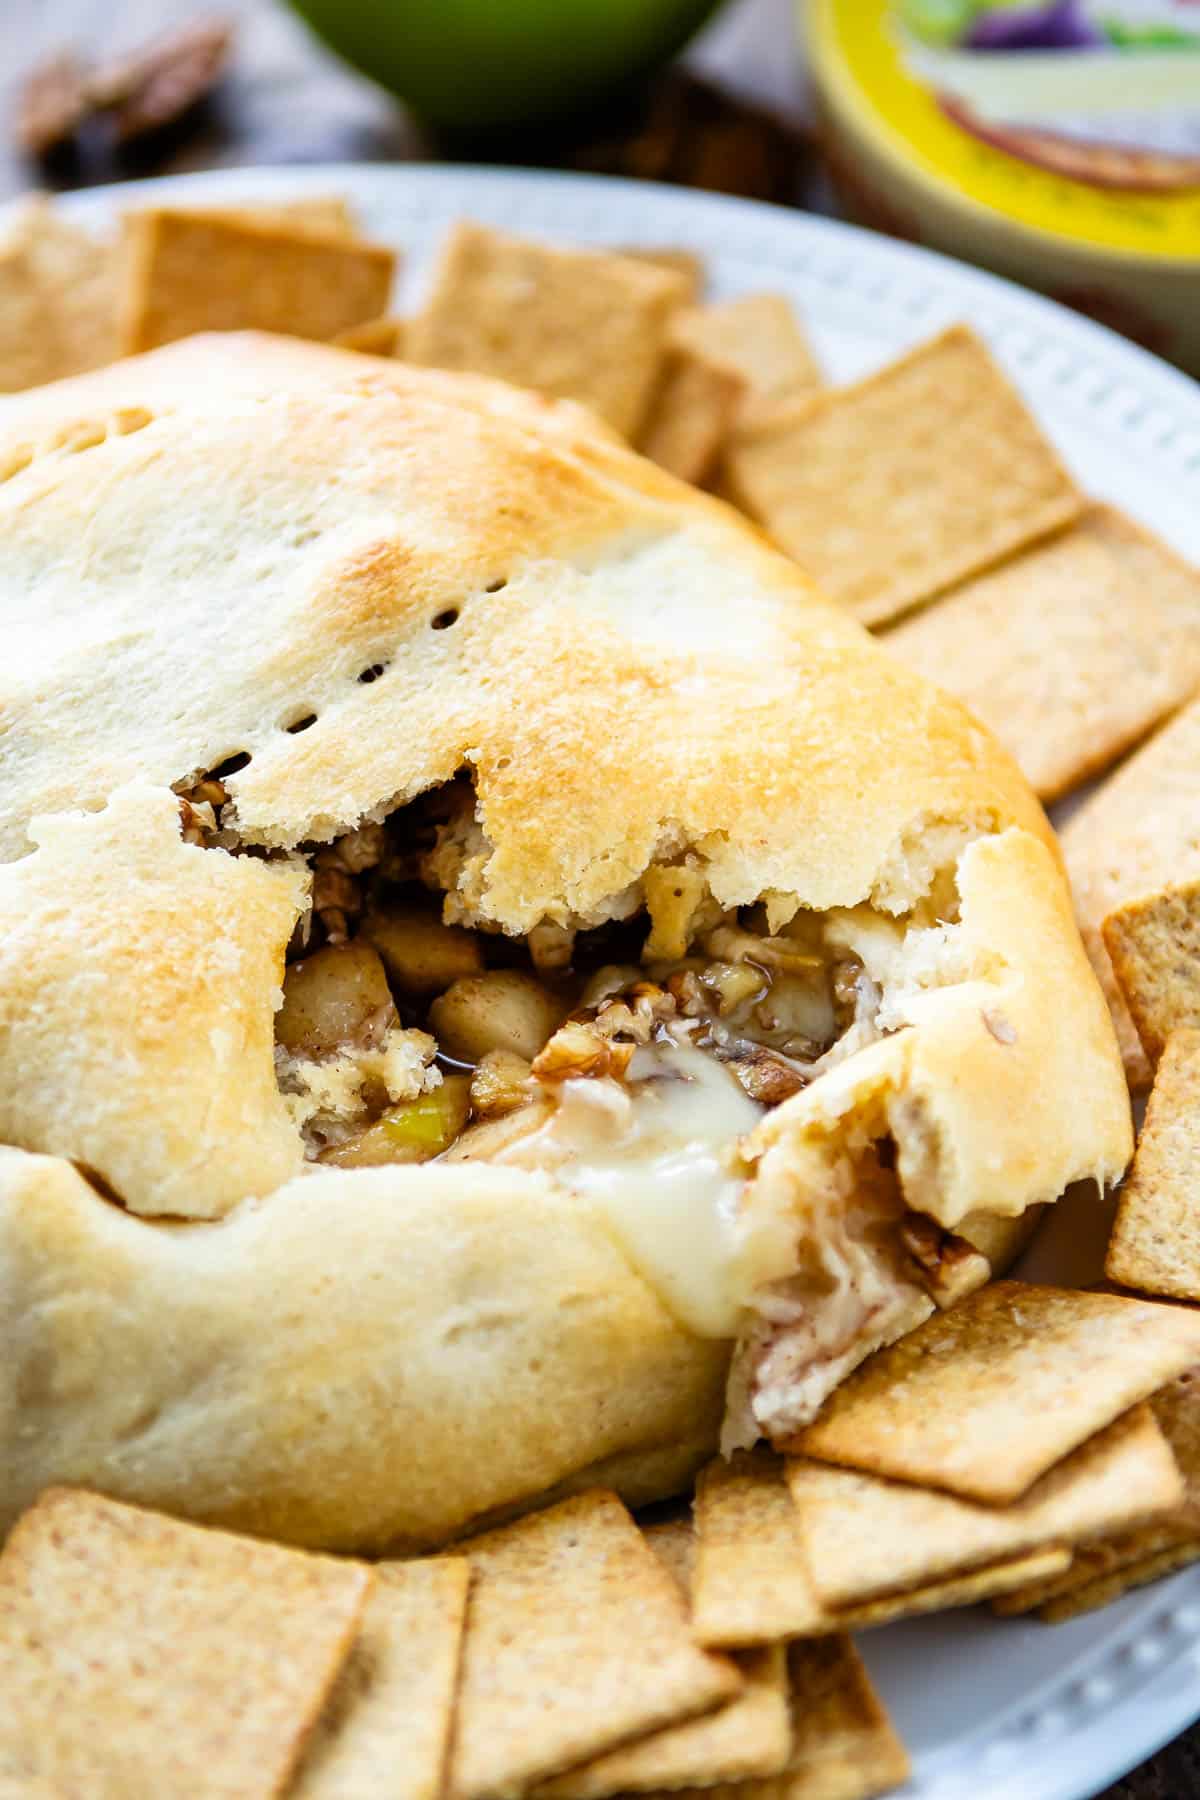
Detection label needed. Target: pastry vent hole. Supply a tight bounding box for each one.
[285,712,318,735]
[112,406,154,436]
[0,407,155,485]
[357,662,388,684]
[431,607,460,631]
[209,751,252,780]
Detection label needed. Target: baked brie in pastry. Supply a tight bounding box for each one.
[0,334,1131,1550]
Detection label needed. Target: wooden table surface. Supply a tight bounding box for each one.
[0,2,1195,1793]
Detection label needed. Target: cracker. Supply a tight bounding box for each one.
[406,222,690,438]
[532,1512,788,1798]
[725,325,1083,626]
[690,1449,1071,1644]
[639,344,745,485]
[795,1281,1200,1504]
[1039,1539,1200,1623]
[13,198,121,380]
[1061,691,1200,1090]
[1103,882,1200,1068]
[634,1637,907,1800]
[841,1547,1072,1632]
[155,197,361,240]
[1107,1030,1200,1297]
[0,199,120,391]
[670,293,822,428]
[445,1490,741,1800]
[333,316,405,357]
[767,1637,909,1800]
[692,1448,827,1646]
[221,197,360,239]
[120,209,396,354]
[535,1644,788,1798]
[995,1367,1200,1615]
[884,508,1200,802]
[0,234,59,392]
[0,1487,370,1798]
[620,247,707,302]
[991,1527,1190,1617]
[789,1403,1183,1608]
[643,1512,698,1589]
[293,1557,469,1800]
[695,1637,908,1800]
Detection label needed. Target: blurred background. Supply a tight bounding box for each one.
[4,0,1197,369]
[0,0,821,208]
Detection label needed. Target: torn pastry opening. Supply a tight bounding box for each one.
[177,768,1001,1442]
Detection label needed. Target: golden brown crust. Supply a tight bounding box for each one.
[0,335,1133,1548]
[0,785,305,1218]
[0,333,1051,922]
[0,1149,729,1550]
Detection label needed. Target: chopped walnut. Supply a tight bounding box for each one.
[174,775,228,814]
[705,923,824,977]
[177,797,216,845]
[532,1019,634,1085]
[590,982,678,1046]
[722,1045,807,1107]
[699,959,767,1016]
[312,823,387,943]
[899,1214,991,1310]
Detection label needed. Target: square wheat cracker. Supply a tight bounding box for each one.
[1061,693,1200,1090]
[0,1487,371,1799]
[406,221,690,438]
[842,1547,1072,1632]
[292,1557,469,1800]
[992,1528,1191,1618]
[1107,1030,1200,1297]
[669,293,822,429]
[884,507,1200,803]
[693,1447,828,1645]
[445,1490,741,1800]
[690,1449,1061,1644]
[725,324,1083,627]
[995,1368,1200,1616]
[1103,882,1200,1068]
[533,1514,788,1799]
[0,200,120,391]
[333,316,406,356]
[639,344,745,485]
[652,1637,908,1800]
[1038,1540,1200,1624]
[199,196,361,239]
[620,247,707,301]
[794,1281,1200,1504]
[789,1403,1183,1609]
[120,208,396,354]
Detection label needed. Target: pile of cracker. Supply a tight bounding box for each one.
[4,1281,1200,1799]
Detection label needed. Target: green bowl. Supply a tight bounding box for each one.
[286,0,727,133]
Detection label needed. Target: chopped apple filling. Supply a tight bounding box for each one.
[179,770,994,1445]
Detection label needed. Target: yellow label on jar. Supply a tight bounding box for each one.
[811,0,1200,260]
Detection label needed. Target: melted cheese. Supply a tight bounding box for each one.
[499,1040,764,1337]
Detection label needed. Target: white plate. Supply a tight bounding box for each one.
[56,164,1200,1800]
